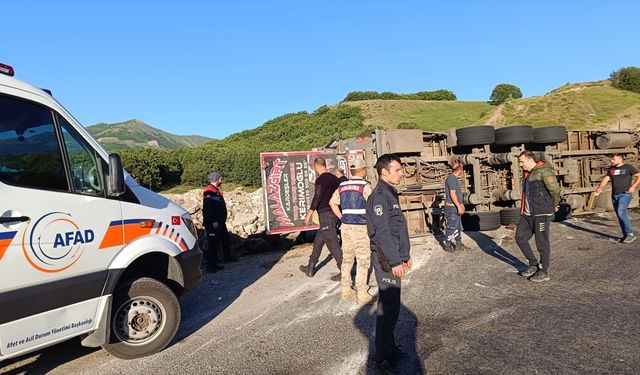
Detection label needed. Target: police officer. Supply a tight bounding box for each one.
[366,153,413,373]
[329,158,373,304]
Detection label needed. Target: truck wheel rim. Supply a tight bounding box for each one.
[113,296,165,344]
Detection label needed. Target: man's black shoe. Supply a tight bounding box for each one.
[520,265,538,278]
[528,269,550,282]
[206,264,224,273]
[299,260,316,277]
[443,241,456,253]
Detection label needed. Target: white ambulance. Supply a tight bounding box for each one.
[0,63,203,361]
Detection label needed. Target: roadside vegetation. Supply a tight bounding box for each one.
[122,105,367,191]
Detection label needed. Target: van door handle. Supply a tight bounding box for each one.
[0,216,30,223]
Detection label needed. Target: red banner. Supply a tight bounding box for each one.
[260,151,364,234]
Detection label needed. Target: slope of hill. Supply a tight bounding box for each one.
[481,80,640,130]
[86,119,212,151]
[342,100,494,131]
[342,81,640,132]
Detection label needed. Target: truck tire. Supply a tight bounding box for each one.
[533,125,567,144]
[494,125,533,145]
[103,277,181,359]
[456,125,495,146]
[499,208,521,225]
[461,211,501,231]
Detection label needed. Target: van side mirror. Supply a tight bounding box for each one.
[108,153,126,197]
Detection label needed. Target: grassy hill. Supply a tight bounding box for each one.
[342,81,640,132]
[86,119,212,151]
[481,80,640,130]
[342,100,494,131]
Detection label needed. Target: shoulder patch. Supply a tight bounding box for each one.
[546,176,555,184]
[373,204,383,216]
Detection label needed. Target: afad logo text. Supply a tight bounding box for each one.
[22,212,94,273]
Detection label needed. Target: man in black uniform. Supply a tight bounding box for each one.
[366,153,413,373]
[299,157,342,279]
[203,172,238,273]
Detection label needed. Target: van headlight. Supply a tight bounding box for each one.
[181,214,198,240]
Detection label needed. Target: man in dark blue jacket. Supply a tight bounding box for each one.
[203,172,238,273]
[366,153,413,373]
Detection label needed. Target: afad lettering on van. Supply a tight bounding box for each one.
[0,231,18,261]
[21,212,94,273]
[99,219,188,251]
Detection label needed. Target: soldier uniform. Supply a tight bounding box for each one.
[329,159,373,304]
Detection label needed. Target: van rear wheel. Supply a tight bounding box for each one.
[103,277,181,359]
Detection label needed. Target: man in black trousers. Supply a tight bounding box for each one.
[299,157,342,280]
[203,172,238,273]
[366,153,413,374]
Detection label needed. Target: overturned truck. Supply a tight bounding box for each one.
[262,125,640,236]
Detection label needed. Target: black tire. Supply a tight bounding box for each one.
[494,125,533,145]
[461,211,501,231]
[499,208,521,225]
[533,125,567,144]
[456,125,495,146]
[103,277,181,359]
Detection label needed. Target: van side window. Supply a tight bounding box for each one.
[59,117,104,195]
[0,94,68,191]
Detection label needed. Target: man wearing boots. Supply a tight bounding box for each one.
[299,157,342,280]
[443,159,468,252]
[203,172,238,273]
[329,158,374,305]
[516,151,561,282]
[366,153,413,374]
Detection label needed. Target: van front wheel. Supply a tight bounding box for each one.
[103,277,181,359]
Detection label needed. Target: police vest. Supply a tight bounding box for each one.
[338,179,369,225]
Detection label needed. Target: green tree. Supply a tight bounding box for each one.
[489,83,523,105]
[121,150,162,190]
[610,66,640,93]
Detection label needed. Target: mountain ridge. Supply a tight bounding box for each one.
[85,119,213,151]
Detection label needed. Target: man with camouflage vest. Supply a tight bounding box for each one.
[329,158,374,305]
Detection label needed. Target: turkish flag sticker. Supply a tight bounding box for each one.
[171,216,181,225]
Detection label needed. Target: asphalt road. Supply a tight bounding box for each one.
[1,211,639,375]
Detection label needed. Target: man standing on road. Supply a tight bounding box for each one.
[516,151,561,283]
[203,172,238,273]
[442,160,468,252]
[594,153,640,244]
[299,157,342,280]
[329,159,374,305]
[366,153,413,373]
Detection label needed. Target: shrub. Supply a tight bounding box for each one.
[610,66,640,93]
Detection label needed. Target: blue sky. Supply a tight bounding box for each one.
[3,1,638,138]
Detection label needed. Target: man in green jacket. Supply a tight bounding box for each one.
[516,151,561,282]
